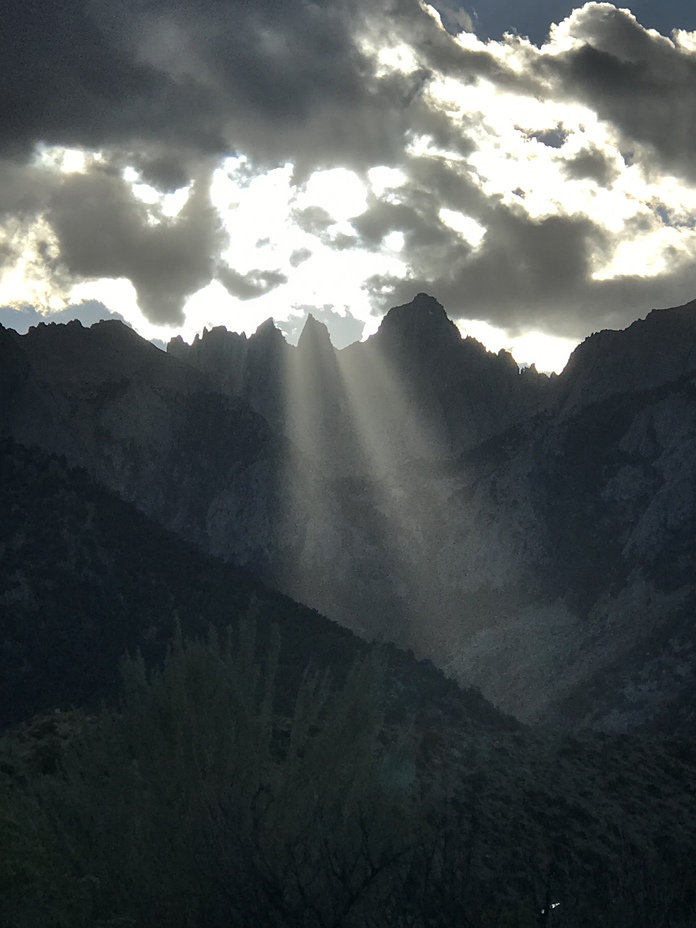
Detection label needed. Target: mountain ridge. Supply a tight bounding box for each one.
[7,312,696,927]
[555,297,696,411]
[3,294,696,730]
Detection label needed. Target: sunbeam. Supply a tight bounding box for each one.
[274,295,461,650]
[273,314,362,625]
[333,307,459,650]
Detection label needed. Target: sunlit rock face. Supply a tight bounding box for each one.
[4,297,696,732]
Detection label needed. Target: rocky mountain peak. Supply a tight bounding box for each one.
[199,324,245,345]
[250,317,285,345]
[166,333,188,360]
[377,293,459,348]
[297,313,334,354]
[371,294,469,395]
[7,294,696,734]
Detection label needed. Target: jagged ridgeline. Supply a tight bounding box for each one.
[2,293,696,729]
[4,336,696,925]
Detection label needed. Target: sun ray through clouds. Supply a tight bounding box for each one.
[276,296,462,649]
[273,313,358,622]
[333,297,466,650]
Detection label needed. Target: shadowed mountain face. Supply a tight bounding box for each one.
[2,436,510,736]
[170,294,547,473]
[3,294,696,731]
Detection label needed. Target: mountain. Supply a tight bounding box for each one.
[6,441,696,928]
[2,294,696,731]
[0,435,505,736]
[170,293,547,470]
[555,299,696,411]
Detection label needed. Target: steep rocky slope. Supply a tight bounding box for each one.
[0,318,312,583]
[3,295,696,731]
[439,375,696,730]
[554,299,696,412]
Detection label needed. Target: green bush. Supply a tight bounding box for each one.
[23,612,416,927]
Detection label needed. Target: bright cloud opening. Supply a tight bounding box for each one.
[296,169,369,222]
[439,209,486,247]
[458,318,576,374]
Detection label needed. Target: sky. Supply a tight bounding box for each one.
[2,1,696,371]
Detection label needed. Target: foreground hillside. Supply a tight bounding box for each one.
[2,294,696,730]
[5,634,696,928]
[3,440,696,926]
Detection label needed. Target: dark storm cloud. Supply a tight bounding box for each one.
[353,157,485,257]
[353,197,461,254]
[293,207,359,250]
[561,145,620,186]
[294,207,334,236]
[353,159,495,324]
[1,0,489,325]
[343,4,696,341]
[539,4,696,183]
[365,193,696,339]
[563,146,619,187]
[0,0,458,175]
[353,148,634,336]
[108,149,212,194]
[352,154,616,334]
[0,159,58,217]
[364,206,610,335]
[47,167,223,325]
[216,267,288,301]
[0,1,160,157]
[4,0,696,345]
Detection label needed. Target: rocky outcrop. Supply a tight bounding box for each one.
[554,299,696,412]
[4,296,696,732]
[0,319,301,580]
[169,293,550,472]
[168,318,291,430]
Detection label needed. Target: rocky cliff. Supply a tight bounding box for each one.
[3,295,696,731]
